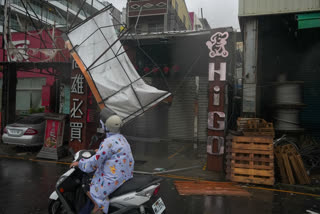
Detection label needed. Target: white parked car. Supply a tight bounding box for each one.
[2,113,45,147]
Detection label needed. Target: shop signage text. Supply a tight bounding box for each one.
[206,31,229,156]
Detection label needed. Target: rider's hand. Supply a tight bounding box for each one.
[70,161,79,168]
[95,149,98,153]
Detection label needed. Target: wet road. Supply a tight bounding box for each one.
[0,157,320,214]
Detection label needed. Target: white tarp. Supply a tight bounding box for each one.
[67,9,171,123]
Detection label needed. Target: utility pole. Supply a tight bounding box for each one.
[2,0,7,62]
[1,0,17,133]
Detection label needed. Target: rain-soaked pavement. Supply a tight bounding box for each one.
[0,140,320,214]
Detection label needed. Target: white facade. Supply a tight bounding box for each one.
[193,13,203,31]
[1,0,121,32]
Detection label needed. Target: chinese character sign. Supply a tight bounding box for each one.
[71,74,84,94]
[69,66,87,150]
[70,122,83,142]
[70,99,84,118]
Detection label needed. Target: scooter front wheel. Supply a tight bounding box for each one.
[48,199,68,214]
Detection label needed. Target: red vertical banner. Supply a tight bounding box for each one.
[44,120,59,148]
[69,61,88,152]
[206,29,232,172]
[37,114,66,160]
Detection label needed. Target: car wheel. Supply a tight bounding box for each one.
[48,199,68,214]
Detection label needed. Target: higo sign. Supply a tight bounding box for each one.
[206,29,233,171]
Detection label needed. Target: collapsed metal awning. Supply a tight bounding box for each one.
[66,5,171,124]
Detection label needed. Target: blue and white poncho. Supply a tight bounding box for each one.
[78,133,134,213]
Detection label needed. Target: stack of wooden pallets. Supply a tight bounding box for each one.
[231,136,275,185]
[274,144,311,184]
[230,118,275,185]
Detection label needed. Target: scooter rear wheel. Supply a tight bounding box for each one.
[48,199,68,214]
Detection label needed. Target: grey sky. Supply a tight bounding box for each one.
[106,0,240,29]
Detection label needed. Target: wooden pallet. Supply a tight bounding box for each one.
[231,159,273,170]
[237,118,262,131]
[281,147,296,184]
[232,136,273,151]
[274,147,289,184]
[237,118,275,137]
[231,168,274,185]
[232,148,274,157]
[231,136,274,185]
[243,128,275,137]
[247,119,272,129]
[231,148,274,168]
[283,145,311,184]
[274,145,311,185]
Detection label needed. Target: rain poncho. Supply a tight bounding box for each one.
[78,133,135,213]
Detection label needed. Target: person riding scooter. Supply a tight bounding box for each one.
[70,115,135,214]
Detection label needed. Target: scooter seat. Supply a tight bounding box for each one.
[109,174,155,198]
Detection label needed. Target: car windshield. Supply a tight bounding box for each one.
[16,114,45,125]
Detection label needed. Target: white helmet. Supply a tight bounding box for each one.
[105,115,122,133]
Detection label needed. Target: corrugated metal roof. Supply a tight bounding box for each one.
[239,0,320,17]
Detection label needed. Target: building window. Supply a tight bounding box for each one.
[148,23,164,33]
[0,78,46,115]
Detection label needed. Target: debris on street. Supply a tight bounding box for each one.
[174,180,251,197]
[274,143,311,185]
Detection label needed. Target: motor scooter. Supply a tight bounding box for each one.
[48,149,166,214]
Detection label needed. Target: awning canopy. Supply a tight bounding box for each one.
[297,13,320,30]
[67,6,171,123]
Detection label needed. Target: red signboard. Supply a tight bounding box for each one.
[206,30,232,172]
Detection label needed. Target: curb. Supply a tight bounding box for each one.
[275,183,320,196]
